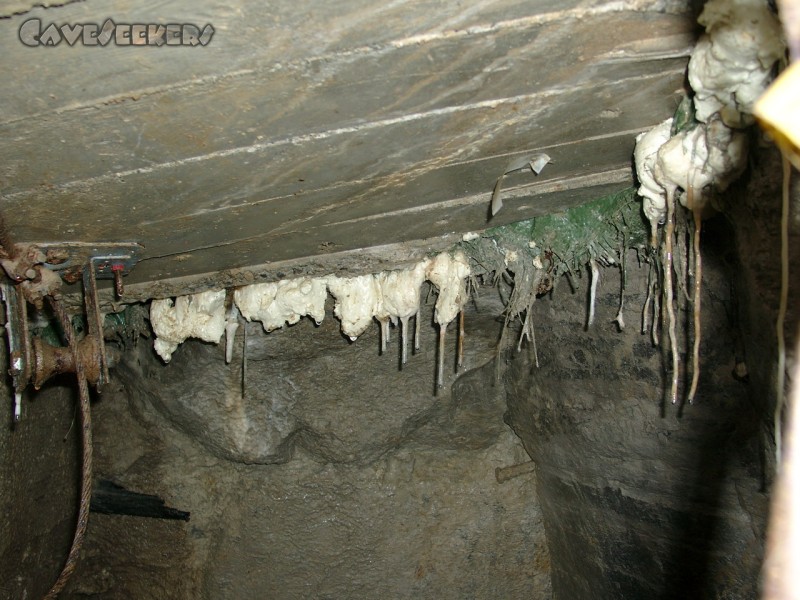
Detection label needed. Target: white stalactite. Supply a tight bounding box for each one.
[376,260,429,362]
[150,289,227,363]
[688,0,785,128]
[587,259,599,328]
[150,252,472,389]
[224,304,240,364]
[325,274,381,341]
[634,118,673,241]
[234,277,327,334]
[425,251,471,388]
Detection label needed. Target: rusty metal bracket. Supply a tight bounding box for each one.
[81,263,110,387]
[39,242,142,297]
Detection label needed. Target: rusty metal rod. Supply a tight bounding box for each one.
[495,461,536,484]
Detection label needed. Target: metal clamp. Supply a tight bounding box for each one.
[40,242,141,298]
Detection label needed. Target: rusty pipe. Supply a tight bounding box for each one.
[495,461,537,484]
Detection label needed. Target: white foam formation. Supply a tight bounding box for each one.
[688,0,784,128]
[150,289,227,363]
[377,261,428,322]
[234,277,327,333]
[655,117,748,210]
[634,118,673,233]
[425,251,471,326]
[325,274,381,341]
[425,251,472,389]
[150,252,471,372]
[376,260,429,361]
[634,0,770,220]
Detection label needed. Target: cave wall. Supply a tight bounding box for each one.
[0,367,81,600]
[503,145,798,599]
[55,288,552,599]
[505,244,767,599]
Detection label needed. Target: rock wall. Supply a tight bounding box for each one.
[59,287,552,599]
[0,369,81,600]
[503,146,798,599]
[505,243,767,599]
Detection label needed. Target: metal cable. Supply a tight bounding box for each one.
[42,296,93,600]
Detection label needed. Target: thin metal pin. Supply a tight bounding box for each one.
[457,310,465,369]
[400,316,409,365]
[111,264,125,298]
[414,310,421,352]
[437,324,446,390]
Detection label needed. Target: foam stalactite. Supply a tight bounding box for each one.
[586,259,600,329]
[685,187,704,403]
[224,297,240,365]
[661,188,680,405]
[425,251,471,389]
[688,0,785,129]
[234,278,328,334]
[654,119,748,404]
[634,118,674,243]
[150,289,227,363]
[319,274,380,341]
[632,0,777,406]
[149,252,470,392]
[376,260,429,365]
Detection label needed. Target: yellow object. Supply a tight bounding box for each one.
[755,61,800,170]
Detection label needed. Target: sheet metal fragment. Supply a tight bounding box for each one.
[490,153,551,216]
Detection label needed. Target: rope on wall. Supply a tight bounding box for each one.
[41,296,93,600]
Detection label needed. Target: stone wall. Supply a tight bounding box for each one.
[58,287,552,599]
[505,240,767,599]
[0,367,81,599]
[503,145,798,599]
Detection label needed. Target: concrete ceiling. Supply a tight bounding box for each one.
[0,0,695,301]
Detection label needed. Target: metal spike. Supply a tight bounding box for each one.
[437,323,446,390]
[400,316,409,365]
